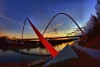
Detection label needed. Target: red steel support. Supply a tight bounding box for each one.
[27,18,58,58]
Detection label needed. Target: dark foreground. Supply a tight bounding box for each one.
[47,46,100,67]
[0,46,100,67]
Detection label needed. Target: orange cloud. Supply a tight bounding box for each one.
[0,32,3,37]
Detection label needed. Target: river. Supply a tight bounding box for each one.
[0,41,75,63]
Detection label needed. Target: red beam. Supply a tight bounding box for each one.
[27,18,58,58]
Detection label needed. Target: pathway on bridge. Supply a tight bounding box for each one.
[72,41,100,58]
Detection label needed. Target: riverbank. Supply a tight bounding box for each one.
[47,46,100,67]
[0,43,100,67]
[0,62,29,67]
[79,35,100,50]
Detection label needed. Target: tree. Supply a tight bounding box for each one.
[0,36,10,40]
[84,14,100,38]
[84,15,97,33]
[95,0,100,20]
[0,36,10,44]
[94,0,100,36]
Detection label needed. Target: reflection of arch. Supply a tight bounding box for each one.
[42,13,86,39]
[13,49,50,56]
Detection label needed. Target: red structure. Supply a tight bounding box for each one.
[26,18,58,58]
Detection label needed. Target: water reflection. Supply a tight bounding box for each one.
[0,41,75,63]
[18,41,75,55]
[0,50,42,63]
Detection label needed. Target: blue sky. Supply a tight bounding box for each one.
[0,0,97,38]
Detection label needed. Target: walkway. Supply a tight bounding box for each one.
[72,41,100,58]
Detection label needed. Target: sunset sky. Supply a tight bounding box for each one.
[0,0,96,38]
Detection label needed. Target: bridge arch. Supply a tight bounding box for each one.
[42,13,86,39]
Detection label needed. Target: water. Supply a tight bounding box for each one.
[0,41,75,63]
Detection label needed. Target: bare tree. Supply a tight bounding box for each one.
[95,0,100,20]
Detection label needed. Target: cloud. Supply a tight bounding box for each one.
[49,23,63,31]
[0,32,3,36]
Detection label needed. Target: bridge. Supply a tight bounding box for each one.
[21,13,86,41]
[21,13,86,57]
[0,13,86,58]
[17,35,82,41]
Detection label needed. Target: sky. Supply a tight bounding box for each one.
[0,0,97,38]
